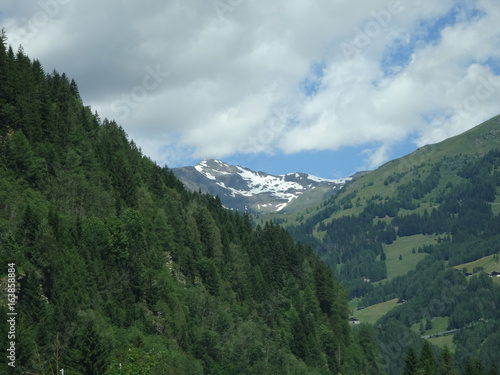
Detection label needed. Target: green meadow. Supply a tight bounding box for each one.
[381,234,443,281]
[351,298,399,325]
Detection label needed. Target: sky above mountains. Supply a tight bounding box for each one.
[2,0,500,178]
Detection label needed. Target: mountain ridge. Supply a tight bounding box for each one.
[287,115,500,224]
[173,159,364,213]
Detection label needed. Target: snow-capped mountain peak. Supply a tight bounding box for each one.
[173,159,357,213]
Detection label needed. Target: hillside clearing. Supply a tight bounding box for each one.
[351,298,399,325]
[427,334,456,351]
[382,234,444,281]
[452,254,500,283]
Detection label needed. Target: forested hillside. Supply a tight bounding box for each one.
[287,115,500,375]
[0,31,385,374]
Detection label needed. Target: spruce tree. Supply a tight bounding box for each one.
[476,359,485,375]
[403,346,418,375]
[0,31,388,374]
[420,340,438,375]
[439,345,456,375]
[463,357,477,375]
[72,319,109,374]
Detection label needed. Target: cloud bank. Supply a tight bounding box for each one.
[2,0,500,169]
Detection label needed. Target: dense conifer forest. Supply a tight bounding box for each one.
[0,31,385,374]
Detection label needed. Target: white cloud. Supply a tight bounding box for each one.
[278,0,500,157]
[1,0,500,168]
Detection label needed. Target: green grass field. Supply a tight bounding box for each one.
[427,334,455,351]
[411,316,449,336]
[382,234,443,281]
[452,254,500,284]
[351,298,399,325]
[348,298,359,312]
[453,253,500,273]
[492,203,500,216]
[410,316,456,351]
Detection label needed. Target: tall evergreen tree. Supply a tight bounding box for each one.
[404,347,419,375]
[420,340,438,375]
[439,345,456,375]
[463,357,480,375]
[476,359,486,375]
[71,319,109,374]
[0,32,387,375]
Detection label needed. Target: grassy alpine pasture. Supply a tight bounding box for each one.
[427,334,455,351]
[350,298,399,325]
[452,254,500,284]
[312,115,500,222]
[410,315,457,351]
[381,234,443,281]
[411,316,450,336]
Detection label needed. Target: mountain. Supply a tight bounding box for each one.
[173,159,362,213]
[0,35,384,374]
[4,30,499,375]
[285,115,500,374]
[286,115,500,224]
[285,115,500,243]
[287,115,500,293]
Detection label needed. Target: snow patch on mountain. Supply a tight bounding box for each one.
[173,159,359,213]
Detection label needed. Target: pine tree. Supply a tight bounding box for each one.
[463,357,477,375]
[420,340,438,375]
[476,358,485,375]
[439,345,456,375]
[19,269,45,326]
[426,319,433,331]
[0,28,7,113]
[8,130,35,177]
[404,346,418,375]
[0,33,389,375]
[17,204,41,247]
[72,319,109,374]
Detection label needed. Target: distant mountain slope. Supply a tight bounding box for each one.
[173,159,361,213]
[285,116,500,374]
[346,115,500,209]
[289,115,500,226]
[288,115,500,275]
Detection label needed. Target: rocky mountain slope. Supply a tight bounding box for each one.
[173,159,362,213]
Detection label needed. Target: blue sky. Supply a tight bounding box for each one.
[196,138,420,179]
[2,0,500,179]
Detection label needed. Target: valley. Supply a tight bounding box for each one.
[1,30,500,375]
[170,116,500,374]
[283,117,500,373]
